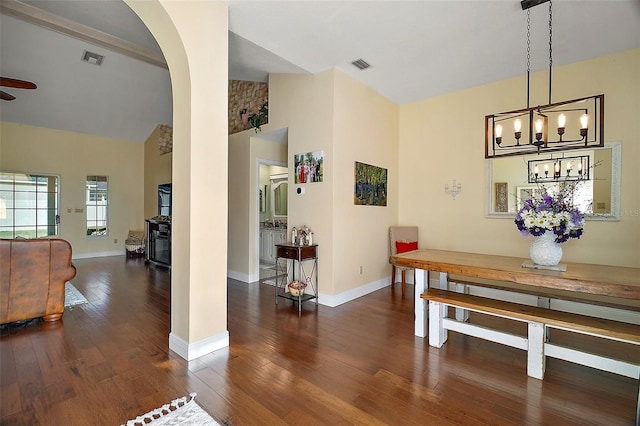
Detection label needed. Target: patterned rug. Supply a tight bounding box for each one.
[65,282,89,308]
[122,394,221,426]
[262,277,283,286]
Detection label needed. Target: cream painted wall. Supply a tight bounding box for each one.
[144,124,172,219]
[269,69,399,297]
[0,122,144,257]
[269,71,336,295]
[331,70,399,295]
[399,48,640,267]
[228,130,251,279]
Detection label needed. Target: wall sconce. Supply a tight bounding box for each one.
[444,180,462,199]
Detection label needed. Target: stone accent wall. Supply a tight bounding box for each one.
[229,80,268,134]
[157,124,173,155]
[148,81,268,145]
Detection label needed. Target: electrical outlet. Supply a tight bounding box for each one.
[359,265,363,275]
[114,238,118,244]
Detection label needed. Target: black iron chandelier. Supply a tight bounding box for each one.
[526,154,590,184]
[485,0,604,159]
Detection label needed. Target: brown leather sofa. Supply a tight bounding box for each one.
[0,238,77,324]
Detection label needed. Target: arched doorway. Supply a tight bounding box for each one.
[124,1,230,360]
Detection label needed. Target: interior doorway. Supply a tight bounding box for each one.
[257,160,287,282]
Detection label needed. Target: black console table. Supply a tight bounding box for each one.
[145,218,171,268]
[274,243,318,315]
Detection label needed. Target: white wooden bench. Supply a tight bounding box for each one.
[422,288,640,380]
[422,288,640,423]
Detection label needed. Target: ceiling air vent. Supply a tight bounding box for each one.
[351,58,371,71]
[81,50,104,66]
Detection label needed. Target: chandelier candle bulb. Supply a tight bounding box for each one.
[514,119,522,144]
[558,114,566,128]
[535,119,543,133]
[534,119,544,144]
[495,124,503,145]
[580,113,589,128]
[580,113,589,138]
[557,113,566,140]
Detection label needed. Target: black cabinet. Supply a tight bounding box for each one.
[146,219,171,268]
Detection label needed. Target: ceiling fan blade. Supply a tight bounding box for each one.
[0,77,37,90]
[0,90,16,101]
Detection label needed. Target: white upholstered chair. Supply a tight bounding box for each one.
[388,226,419,295]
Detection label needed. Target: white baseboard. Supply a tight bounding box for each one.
[168,331,230,361]
[227,269,258,283]
[318,277,390,307]
[72,250,125,260]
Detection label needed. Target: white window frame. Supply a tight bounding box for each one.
[0,171,60,238]
[86,175,109,237]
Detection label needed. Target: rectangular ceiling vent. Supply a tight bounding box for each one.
[351,58,371,71]
[81,50,104,66]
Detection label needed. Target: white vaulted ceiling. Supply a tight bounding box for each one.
[1,0,638,142]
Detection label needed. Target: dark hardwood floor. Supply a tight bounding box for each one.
[1,256,637,425]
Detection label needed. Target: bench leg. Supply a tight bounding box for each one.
[537,296,552,341]
[455,283,470,322]
[428,300,448,348]
[527,322,546,380]
[414,269,428,337]
[438,271,448,290]
[442,273,469,322]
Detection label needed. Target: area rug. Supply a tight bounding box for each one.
[262,278,276,286]
[122,393,221,426]
[65,282,89,308]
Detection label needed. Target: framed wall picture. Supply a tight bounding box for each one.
[294,150,324,184]
[495,182,508,212]
[354,161,387,206]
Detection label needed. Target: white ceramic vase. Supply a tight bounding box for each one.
[529,232,563,266]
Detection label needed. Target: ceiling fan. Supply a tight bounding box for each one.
[1,77,37,101]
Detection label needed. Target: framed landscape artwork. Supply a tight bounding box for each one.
[354,161,387,206]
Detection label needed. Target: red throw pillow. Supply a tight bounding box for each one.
[396,241,418,253]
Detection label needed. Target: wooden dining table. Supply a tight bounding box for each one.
[389,248,640,337]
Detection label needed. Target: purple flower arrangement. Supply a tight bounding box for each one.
[515,185,585,244]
